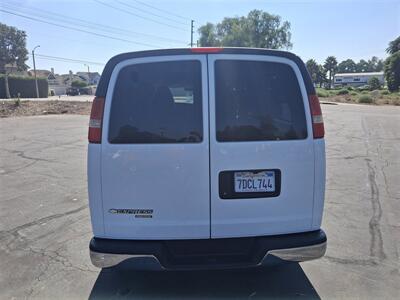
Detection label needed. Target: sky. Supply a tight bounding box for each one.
[1,0,399,75]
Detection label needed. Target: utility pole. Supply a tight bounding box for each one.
[32,45,40,98]
[84,63,91,95]
[190,20,194,47]
[84,63,90,84]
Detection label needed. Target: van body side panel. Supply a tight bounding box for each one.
[100,55,210,239]
[208,54,315,238]
[312,139,326,229]
[87,144,105,236]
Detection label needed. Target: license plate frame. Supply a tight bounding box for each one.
[219,169,281,199]
[234,171,275,193]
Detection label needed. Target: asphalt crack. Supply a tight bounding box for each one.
[361,117,387,261]
[366,159,386,260]
[0,148,54,163]
[0,205,88,240]
[324,255,378,266]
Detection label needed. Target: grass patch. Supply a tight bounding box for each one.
[358,95,373,104]
[317,90,328,97]
[315,87,399,105]
[337,89,349,95]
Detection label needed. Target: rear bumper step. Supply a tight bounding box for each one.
[89,229,326,270]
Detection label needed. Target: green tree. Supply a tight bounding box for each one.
[323,56,338,89]
[317,65,327,88]
[386,36,400,55]
[368,76,381,90]
[198,10,292,49]
[306,59,319,84]
[71,80,87,88]
[368,56,384,72]
[198,23,220,47]
[356,59,370,72]
[384,52,400,92]
[0,23,29,98]
[337,59,357,73]
[384,36,400,92]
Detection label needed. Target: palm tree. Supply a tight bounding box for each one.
[386,36,400,54]
[323,56,338,89]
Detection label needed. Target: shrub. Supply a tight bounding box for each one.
[346,86,354,91]
[361,90,369,94]
[350,92,358,96]
[381,90,389,95]
[358,95,373,103]
[337,89,349,95]
[0,75,48,98]
[368,76,381,90]
[71,80,88,88]
[317,90,328,97]
[14,93,21,106]
[370,90,380,100]
[357,85,370,91]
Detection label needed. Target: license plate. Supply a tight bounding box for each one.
[234,171,275,193]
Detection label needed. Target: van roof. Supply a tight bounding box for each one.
[96,47,315,97]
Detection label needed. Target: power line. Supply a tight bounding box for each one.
[133,0,192,21]
[29,53,105,66]
[93,0,186,32]
[116,0,189,26]
[3,1,186,45]
[0,9,162,48]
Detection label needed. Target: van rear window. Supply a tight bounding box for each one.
[108,60,203,143]
[215,60,307,142]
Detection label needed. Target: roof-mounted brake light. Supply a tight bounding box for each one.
[190,47,223,53]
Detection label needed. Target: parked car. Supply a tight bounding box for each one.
[66,86,91,96]
[87,48,327,270]
[66,87,80,96]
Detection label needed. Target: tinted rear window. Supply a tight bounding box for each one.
[215,60,307,142]
[108,60,203,143]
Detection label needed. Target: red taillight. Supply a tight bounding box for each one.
[88,96,105,143]
[190,47,223,53]
[308,94,325,139]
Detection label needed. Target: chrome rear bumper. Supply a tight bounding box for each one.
[90,252,165,269]
[266,241,327,262]
[90,240,327,269]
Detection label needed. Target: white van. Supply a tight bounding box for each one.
[88,48,326,270]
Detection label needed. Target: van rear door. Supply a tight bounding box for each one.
[208,54,315,238]
[101,56,210,239]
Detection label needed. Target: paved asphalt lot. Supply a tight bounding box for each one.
[0,103,399,299]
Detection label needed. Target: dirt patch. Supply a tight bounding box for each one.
[0,101,92,118]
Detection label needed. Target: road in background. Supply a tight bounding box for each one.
[0,103,399,299]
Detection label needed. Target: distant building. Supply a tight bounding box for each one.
[29,68,68,96]
[76,72,101,85]
[4,63,30,76]
[334,72,384,87]
[30,69,57,83]
[8,66,101,96]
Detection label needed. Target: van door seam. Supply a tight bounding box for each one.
[206,54,212,239]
